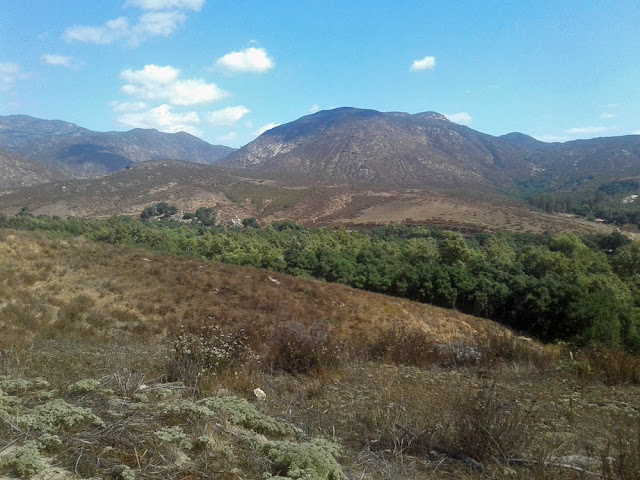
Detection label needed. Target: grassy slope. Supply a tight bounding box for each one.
[0,230,639,479]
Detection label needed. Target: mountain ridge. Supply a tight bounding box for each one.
[0,115,235,178]
[222,107,640,193]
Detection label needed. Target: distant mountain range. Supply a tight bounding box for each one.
[222,107,640,193]
[2,110,640,198]
[0,115,234,179]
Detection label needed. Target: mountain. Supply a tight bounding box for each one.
[0,115,235,177]
[499,132,547,152]
[221,107,533,191]
[222,107,640,195]
[0,147,70,190]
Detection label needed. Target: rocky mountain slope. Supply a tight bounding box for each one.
[0,115,235,177]
[223,107,640,194]
[222,108,533,191]
[0,147,70,189]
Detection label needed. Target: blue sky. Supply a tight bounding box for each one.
[1,0,639,148]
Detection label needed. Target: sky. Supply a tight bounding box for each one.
[1,1,639,148]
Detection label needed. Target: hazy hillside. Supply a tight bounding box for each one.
[222,107,533,191]
[0,115,235,177]
[223,107,640,198]
[0,147,70,189]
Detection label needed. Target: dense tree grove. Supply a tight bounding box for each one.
[526,179,640,226]
[2,213,639,351]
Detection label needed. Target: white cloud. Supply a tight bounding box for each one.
[63,0,199,47]
[131,11,186,44]
[217,131,237,143]
[606,103,619,108]
[206,105,250,126]
[117,103,201,135]
[63,17,130,45]
[109,100,149,112]
[217,47,274,74]
[308,104,320,114]
[600,112,615,119]
[254,122,280,136]
[632,130,640,135]
[0,62,26,91]
[444,112,472,125]
[533,134,571,143]
[120,64,227,106]
[41,54,77,69]
[125,0,205,10]
[564,126,614,136]
[410,55,436,72]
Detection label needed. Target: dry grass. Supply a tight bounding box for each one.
[0,229,639,479]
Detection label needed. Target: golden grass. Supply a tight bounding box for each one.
[1,229,639,479]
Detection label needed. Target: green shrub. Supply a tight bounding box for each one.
[260,438,346,480]
[68,378,101,395]
[0,442,46,478]
[198,395,302,438]
[22,399,105,432]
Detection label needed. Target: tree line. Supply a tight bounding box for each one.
[2,211,639,352]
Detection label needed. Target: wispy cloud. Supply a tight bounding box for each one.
[410,55,436,72]
[63,1,201,46]
[600,112,615,119]
[533,134,571,143]
[254,122,280,136]
[0,62,27,91]
[206,105,250,126]
[217,47,274,74]
[217,131,237,143]
[308,104,320,114]
[117,103,201,135]
[120,64,227,106]
[41,54,79,69]
[63,17,130,45]
[444,112,472,125]
[125,0,204,11]
[109,100,149,112]
[564,126,614,136]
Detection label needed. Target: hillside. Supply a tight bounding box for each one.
[0,115,235,177]
[223,107,640,198]
[222,108,532,191]
[0,160,623,236]
[0,229,638,479]
[0,148,70,189]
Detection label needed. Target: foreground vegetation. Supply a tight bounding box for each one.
[1,212,639,352]
[0,230,639,479]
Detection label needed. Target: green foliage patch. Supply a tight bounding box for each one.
[2,213,639,351]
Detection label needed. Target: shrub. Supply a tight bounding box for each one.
[0,442,46,478]
[260,438,346,480]
[198,395,302,438]
[453,384,536,462]
[22,399,105,432]
[366,326,481,368]
[267,321,342,375]
[166,322,256,384]
[573,346,640,385]
[68,378,101,395]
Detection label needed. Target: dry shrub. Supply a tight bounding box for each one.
[365,326,480,368]
[572,347,640,385]
[452,383,537,462]
[266,321,342,375]
[166,321,256,386]
[603,418,640,480]
[477,329,553,372]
